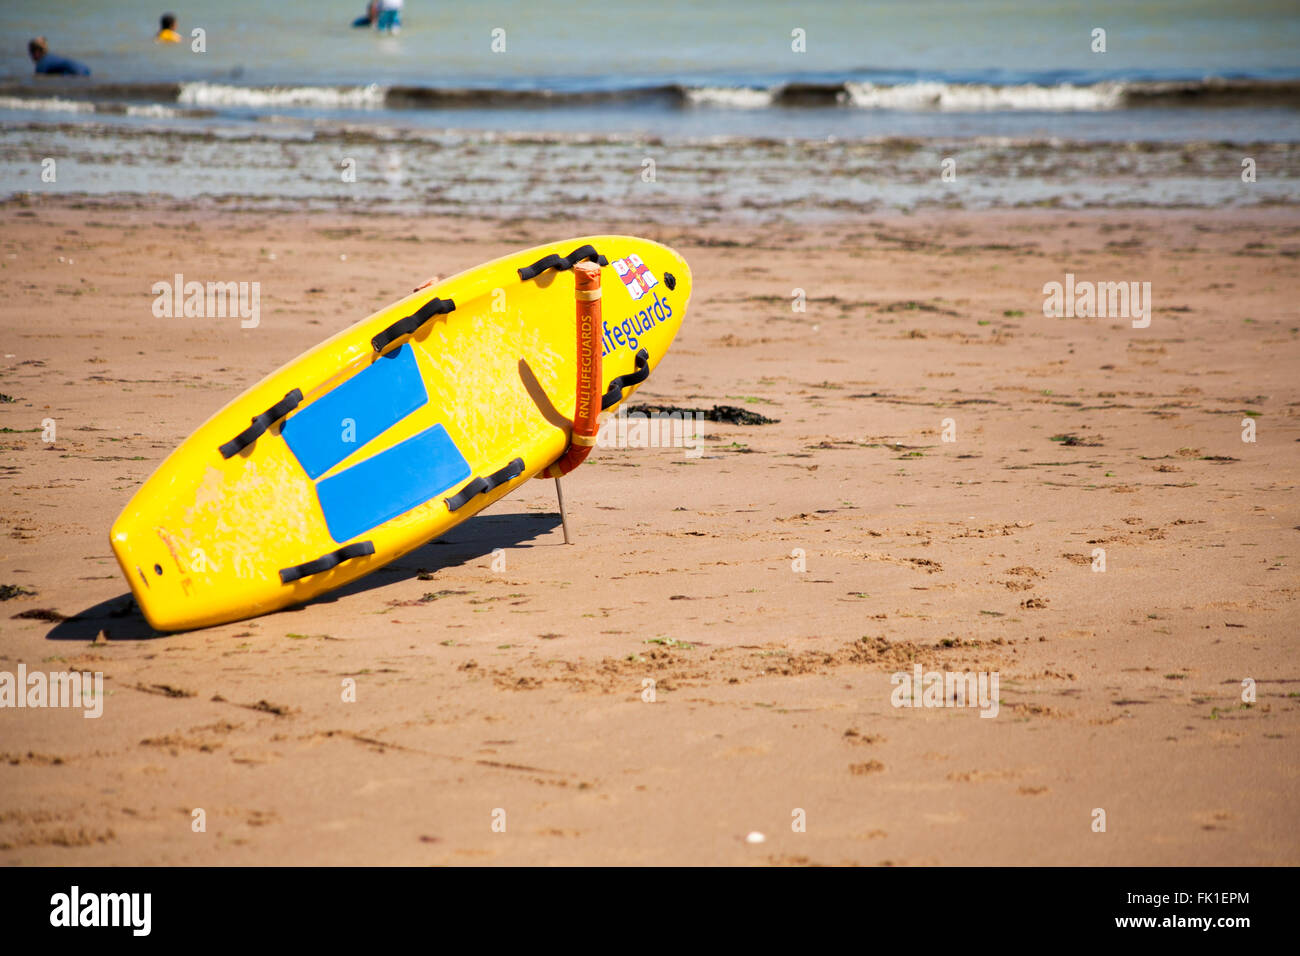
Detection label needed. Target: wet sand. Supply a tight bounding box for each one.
[1,198,1297,864]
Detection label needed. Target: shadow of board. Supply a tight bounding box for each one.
[43,510,563,641]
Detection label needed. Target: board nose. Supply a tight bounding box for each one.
[659,244,691,295]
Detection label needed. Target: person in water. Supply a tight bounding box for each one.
[157,13,182,43]
[376,0,403,33]
[28,37,91,76]
[352,1,379,28]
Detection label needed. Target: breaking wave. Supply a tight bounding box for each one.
[0,75,1296,115]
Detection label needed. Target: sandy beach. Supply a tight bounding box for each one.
[1,197,1297,865]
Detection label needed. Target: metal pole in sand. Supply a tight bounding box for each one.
[555,476,572,544]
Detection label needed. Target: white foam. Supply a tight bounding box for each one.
[0,95,94,113]
[125,104,181,118]
[177,82,387,109]
[684,86,775,109]
[842,81,1125,111]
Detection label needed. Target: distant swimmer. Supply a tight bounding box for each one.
[28,37,90,76]
[352,1,379,28]
[376,0,403,34]
[156,13,182,43]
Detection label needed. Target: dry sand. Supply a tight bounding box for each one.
[1,199,1297,865]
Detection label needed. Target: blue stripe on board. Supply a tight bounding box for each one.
[315,424,472,543]
[282,344,428,479]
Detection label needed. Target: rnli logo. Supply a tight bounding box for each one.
[612,254,658,301]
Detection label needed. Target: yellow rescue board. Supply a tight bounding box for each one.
[110,236,692,631]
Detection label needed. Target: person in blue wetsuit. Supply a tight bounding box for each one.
[376,0,403,33]
[28,37,90,76]
[352,1,379,28]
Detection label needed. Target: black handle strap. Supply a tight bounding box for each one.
[219,388,304,459]
[518,244,607,282]
[601,349,650,410]
[445,457,525,512]
[371,296,456,353]
[279,541,375,584]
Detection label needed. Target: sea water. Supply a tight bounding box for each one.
[1,0,1297,217]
